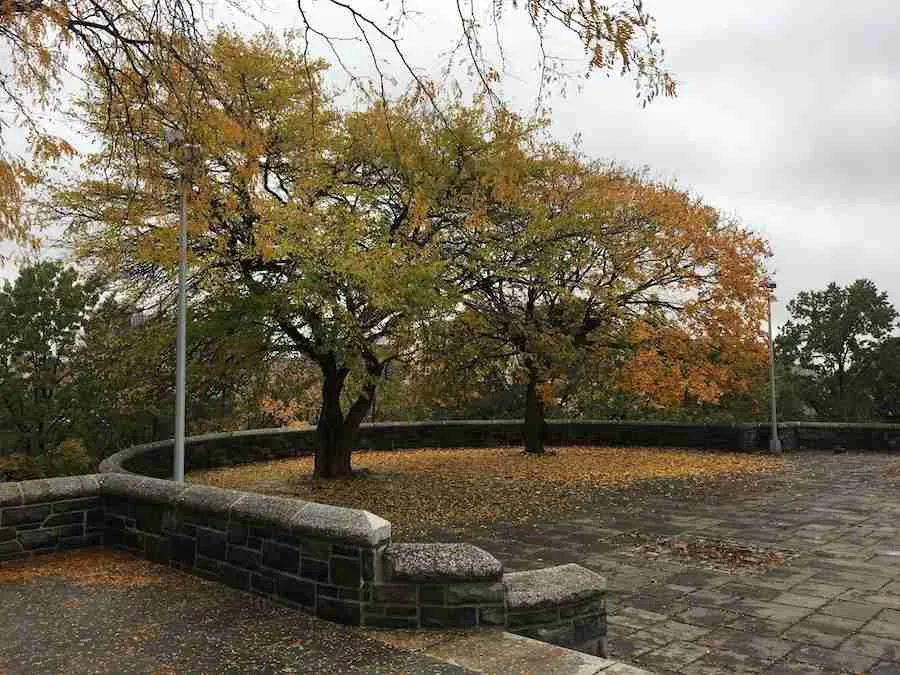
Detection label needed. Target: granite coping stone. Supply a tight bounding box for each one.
[2,474,392,549]
[0,482,23,508]
[229,492,308,531]
[504,564,606,611]
[16,475,101,505]
[292,502,391,547]
[384,543,503,582]
[176,484,245,514]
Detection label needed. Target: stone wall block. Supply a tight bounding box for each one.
[1,504,51,528]
[330,555,362,588]
[18,528,59,550]
[418,584,445,605]
[560,597,606,619]
[371,583,418,605]
[218,562,251,590]
[261,540,300,573]
[169,532,197,565]
[192,527,225,559]
[506,607,562,628]
[317,597,361,625]
[274,572,315,608]
[446,582,505,605]
[19,475,100,505]
[300,557,329,582]
[420,605,478,628]
[478,606,506,626]
[228,545,261,570]
[250,572,275,595]
[52,497,101,513]
[43,511,84,528]
[362,614,418,629]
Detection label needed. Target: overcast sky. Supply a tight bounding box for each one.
[253,0,899,325]
[5,1,899,326]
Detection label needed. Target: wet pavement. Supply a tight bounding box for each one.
[0,549,472,675]
[442,451,900,674]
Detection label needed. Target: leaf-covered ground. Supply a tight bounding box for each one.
[0,548,175,588]
[189,447,783,539]
[638,535,792,574]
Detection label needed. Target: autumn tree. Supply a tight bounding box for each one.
[57,32,552,477]
[2,0,675,250]
[444,152,770,454]
[777,279,898,420]
[0,0,212,245]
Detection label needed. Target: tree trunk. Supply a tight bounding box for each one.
[315,361,353,479]
[523,368,546,455]
[314,356,377,479]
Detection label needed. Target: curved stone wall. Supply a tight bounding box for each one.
[100,419,900,480]
[0,474,608,656]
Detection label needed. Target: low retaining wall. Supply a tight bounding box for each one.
[99,419,900,480]
[0,476,105,560]
[0,475,607,656]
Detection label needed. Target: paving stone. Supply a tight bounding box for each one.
[865,616,900,640]
[638,640,710,670]
[765,660,830,674]
[789,644,878,673]
[731,599,813,624]
[677,606,739,628]
[680,649,771,674]
[819,599,883,621]
[878,609,900,626]
[782,613,865,648]
[635,619,710,643]
[839,632,900,661]
[698,628,798,661]
[863,594,900,610]
[789,581,848,599]
[688,588,740,606]
[718,582,781,602]
[606,633,656,660]
[607,606,667,631]
[772,592,830,609]
[725,616,794,638]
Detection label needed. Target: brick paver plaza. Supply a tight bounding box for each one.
[443,451,900,674]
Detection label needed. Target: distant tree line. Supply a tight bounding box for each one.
[775,279,899,423]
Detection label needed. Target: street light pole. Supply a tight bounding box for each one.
[165,127,197,482]
[174,171,188,482]
[764,278,782,454]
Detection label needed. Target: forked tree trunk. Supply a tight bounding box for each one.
[523,368,546,455]
[314,356,376,479]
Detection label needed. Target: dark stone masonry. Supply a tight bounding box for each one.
[99,420,900,479]
[0,473,607,656]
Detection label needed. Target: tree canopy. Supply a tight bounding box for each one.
[1,0,674,247]
[439,149,770,452]
[778,279,898,421]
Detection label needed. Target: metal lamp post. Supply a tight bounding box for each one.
[165,128,199,482]
[763,277,782,454]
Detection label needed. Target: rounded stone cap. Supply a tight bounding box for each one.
[384,543,503,582]
[504,563,605,610]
